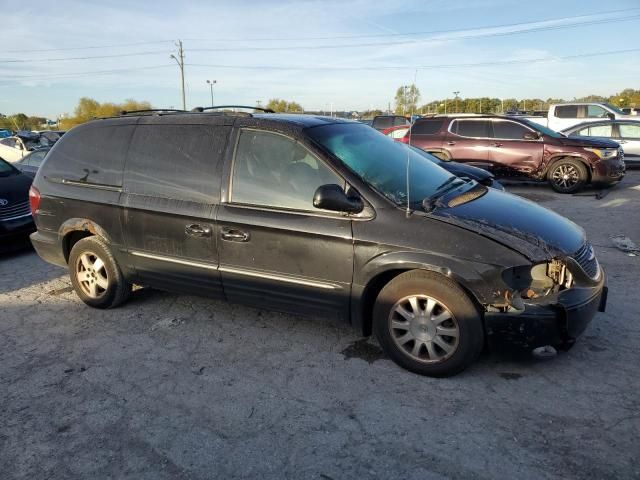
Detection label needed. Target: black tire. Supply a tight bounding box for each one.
[547,158,588,194]
[68,236,132,309]
[373,270,484,377]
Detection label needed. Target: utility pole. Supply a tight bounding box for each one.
[206,79,216,106]
[453,91,460,113]
[170,40,186,110]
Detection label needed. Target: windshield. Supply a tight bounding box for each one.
[602,103,625,115]
[0,158,18,177]
[307,122,455,207]
[520,119,565,138]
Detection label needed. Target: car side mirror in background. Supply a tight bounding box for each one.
[606,113,615,120]
[523,131,540,140]
[313,184,363,214]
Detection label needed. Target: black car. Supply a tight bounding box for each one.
[30,111,606,377]
[14,148,50,178]
[0,158,35,250]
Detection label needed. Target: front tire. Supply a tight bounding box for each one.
[548,158,588,193]
[373,271,484,377]
[68,236,132,309]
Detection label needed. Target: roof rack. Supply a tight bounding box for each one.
[191,105,276,114]
[119,109,186,116]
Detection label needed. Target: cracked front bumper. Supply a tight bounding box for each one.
[484,271,607,352]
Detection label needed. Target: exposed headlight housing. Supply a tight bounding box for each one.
[583,147,618,159]
[502,259,573,300]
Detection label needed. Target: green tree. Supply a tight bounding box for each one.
[265,98,304,113]
[60,97,153,129]
[394,84,420,115]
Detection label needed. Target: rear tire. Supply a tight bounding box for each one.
[373,270,484,377]
[68,236,132,309]
[548,158,588,193]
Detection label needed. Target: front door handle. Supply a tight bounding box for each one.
[185,224,212,237]
[492,142,503,147]
[221,227,250,242]
[447,141,456,145]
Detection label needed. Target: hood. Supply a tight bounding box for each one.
[557,136,620,149]
[0,170,33,205]
[440,161,493,182]
[429,187,585,262]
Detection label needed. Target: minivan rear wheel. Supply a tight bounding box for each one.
[373,271,483,377]
[548,159,588,193]
[68,236,132,309]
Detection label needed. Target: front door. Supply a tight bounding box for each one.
[121,123,230,297]
[488,119,544,177]
[217,128,354,319]
[617,122,640,162]
[445,119,492,168]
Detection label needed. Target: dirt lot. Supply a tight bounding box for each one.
[1,173,639,480]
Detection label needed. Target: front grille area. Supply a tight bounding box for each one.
[573,242,600,279]
[0,200,31,221]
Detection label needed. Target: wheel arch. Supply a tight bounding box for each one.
[544,154,592,181]
[58,218,113,263]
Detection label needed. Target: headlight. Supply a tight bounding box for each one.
[583,147,618,159]
[502,260,573,299]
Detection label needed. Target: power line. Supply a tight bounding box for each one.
[0,50,167,64]
[17,40,175,53]
[0,64,173,79]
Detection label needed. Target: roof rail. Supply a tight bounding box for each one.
[119,109,186,116]
[191,105,276,113]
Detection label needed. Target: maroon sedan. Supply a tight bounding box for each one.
[406,115,625,193]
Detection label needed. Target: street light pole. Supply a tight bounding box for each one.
[170,40,186,110]
[206,79,216,106]
[453,91,460,113]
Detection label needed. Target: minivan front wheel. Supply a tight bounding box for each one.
[548,159,588,193]
[68,236,132,309]
[373,271,483,377]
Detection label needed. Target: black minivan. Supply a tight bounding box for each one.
[30,111,607,376]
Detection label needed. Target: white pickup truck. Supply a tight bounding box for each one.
[522,102,637,132]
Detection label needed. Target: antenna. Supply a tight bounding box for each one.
[405,71,418,217]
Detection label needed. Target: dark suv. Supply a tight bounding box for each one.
[30,111,607,376]
[406,115,625,193]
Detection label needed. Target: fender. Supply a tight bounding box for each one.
[542,154,591,179]
[350,250,509,335]
[58,217,114,244]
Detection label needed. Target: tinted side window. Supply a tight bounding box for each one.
[492,120,531,140]
[453,120,490,138]
[393,117,409,126]
[373,117,393,130]
[43,125,134,186]
[619,124,640,139]
[231,130,342,211]
[555,106,578,118]
[125,125,226,203]
[0,138,17,147]
[412,119,444,135]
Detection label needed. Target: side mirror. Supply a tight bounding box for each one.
[313,184,363,214]
[606,112,615,120]
[523,131,540,140]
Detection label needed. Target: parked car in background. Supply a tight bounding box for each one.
[30,110,606,376]
[371,114,409,131]
[0,157,35,251]
[621,108,640,116]
[382,124,410,139]
[14,148,50,178]
[406,115,625,193]
[0,129,12,138]
[522,102,637,132]
[561,120,640,167]
[0,131,53,163]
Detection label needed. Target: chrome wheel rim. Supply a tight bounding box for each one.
[551,164,579,189]
[389,295,459,363]
[75,251,109,299]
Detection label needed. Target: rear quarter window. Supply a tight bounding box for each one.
[452,119,490,138]
[411,119,444,135]
[124,125,228,203]
[40,124,134,186]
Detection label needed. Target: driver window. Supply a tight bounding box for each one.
[587,105,607,118]
[232,130,343,211]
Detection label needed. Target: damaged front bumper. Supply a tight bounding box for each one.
[484,269,607,352]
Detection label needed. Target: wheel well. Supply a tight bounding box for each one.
[546,156,591,181]
[63,231,94,263]
[359,268,486,337]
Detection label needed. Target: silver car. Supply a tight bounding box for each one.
[562,120,640,167]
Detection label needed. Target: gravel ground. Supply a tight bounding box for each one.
[1,172,639,480]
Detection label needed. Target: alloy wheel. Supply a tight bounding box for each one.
[551,164,580,190]
[388,294,459,363]
[75,251,109,299]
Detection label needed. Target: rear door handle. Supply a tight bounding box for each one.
[221,227,250,242]
[492,142,503,147]
[185,224,212,237]
[447,141,456,145]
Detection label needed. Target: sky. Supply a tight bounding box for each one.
[1,0,639,118]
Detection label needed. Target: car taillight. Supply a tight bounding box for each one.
[29,185,41,214]
[399,135,409,144]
